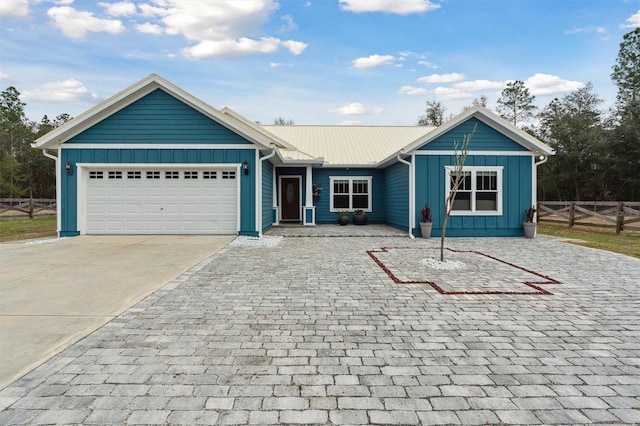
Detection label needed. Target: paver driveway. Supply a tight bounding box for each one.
[1,231,639,425]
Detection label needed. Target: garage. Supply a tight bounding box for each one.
[83,167,238,235]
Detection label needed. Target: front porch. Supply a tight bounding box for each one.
[266,224,408,237]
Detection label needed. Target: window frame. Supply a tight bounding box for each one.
[329,176,373,212]
[444,166,503,216]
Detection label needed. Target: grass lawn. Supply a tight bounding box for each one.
[538,222,640,259]
[0,217,57,242]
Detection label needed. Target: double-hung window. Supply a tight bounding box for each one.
[445,166,503,215]
[330,176,372,212]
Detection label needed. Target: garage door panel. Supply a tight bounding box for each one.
[86,167,238,234]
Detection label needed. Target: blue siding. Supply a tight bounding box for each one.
[261,160,273,233]
[66,89,252,145]
[414,155,532,237]
[312,168,385,224]
[419,118,528,152]
[60,148,257,236]
[384,161,410,232]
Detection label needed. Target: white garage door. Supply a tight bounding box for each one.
[85,168,238,234]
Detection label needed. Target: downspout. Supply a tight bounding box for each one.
[257,146,277,237]
[41,149,61,236]
[397,153,415,239]
[533,155,548,216]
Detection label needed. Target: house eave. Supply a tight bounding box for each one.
[33,74,274,150]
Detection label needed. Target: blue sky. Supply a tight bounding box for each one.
[1,0,639,126]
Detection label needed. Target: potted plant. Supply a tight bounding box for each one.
[523,206,537,238]
[336,210,349,226]
[353,209,368,225]
[420,204,433,239]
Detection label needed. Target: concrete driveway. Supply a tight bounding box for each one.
[0,235,233,390]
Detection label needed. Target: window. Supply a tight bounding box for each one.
[165,171,179,179]
[330,176,372,212]
[445,166,502,215]
[108,171,122,179]
[203,171,217,179]
[184,171,198,179]
[89,171,103,179]
[222,171,236,180]
[127,171,141,179]
[146,171,160,179]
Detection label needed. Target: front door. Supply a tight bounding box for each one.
[281,177,301,221]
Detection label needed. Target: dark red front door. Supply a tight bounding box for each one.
[281,177,300,221]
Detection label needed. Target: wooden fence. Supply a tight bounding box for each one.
[0,198,57,219]
[537,201,640,234]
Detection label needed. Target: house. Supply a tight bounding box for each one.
[33,74,554,238]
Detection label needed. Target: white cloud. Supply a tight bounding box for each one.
[139,3,169,18]
[99,1,136,17]
[139,0,307,58]
[524,73,584,96]
[621,10,640,28]
[184,37,280,58]
[398,85,428,96]
[135,22,163,35]
[279,14,297,32]
[433,87,472,100]
[47,6,126,39]
[418,60,438,69]
[282,40,308,55]
[418,73,465,84]
[454,79,505,91]
[270,62,292,68]
[339,0,440,15]
[23,79,99,103]
[0,0,29,18]
[352,54,395,69]
[0,72,9,80]
[183,37,306,58]
[330,102,383,116]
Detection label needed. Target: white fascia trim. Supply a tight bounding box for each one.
[61,143,255,150]
[415,150,534,156]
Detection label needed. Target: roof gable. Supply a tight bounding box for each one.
[34,74,273,149]
[66,89,252,145]
[418,117,528,152]
[404,105,555,156]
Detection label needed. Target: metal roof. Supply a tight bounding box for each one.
[262,125,435,166]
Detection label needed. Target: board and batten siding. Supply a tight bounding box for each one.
[383,161,410,232]
[414,155,532,237]
[414,116,533,237]
[60,148,257,236]
[65,89,252,145]
[311,168,385,224]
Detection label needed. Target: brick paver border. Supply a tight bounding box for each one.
[367,247,561,295]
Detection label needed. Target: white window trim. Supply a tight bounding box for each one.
[329,176,372,212]
[444,166,503,216]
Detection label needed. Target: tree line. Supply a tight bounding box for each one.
[0,87,71,200]
[418,28,640,202]
[2,29,638,201]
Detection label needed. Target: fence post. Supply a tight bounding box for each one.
[616,202,624,234]
[29,190,34,219]
[569,202,575,227]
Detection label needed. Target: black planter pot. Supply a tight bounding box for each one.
[353,214,367,225]
[338,215,349,226]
